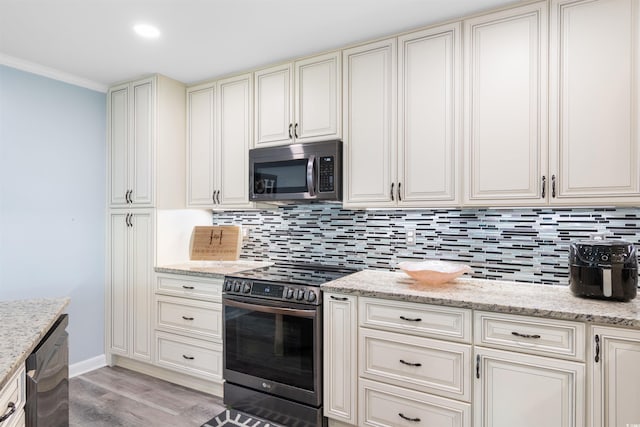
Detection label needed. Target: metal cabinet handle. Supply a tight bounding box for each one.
[182,285,195,290]
[595,334,600,363]
[182,316,194,321]
[399,316,421,322]
[125,213,131,227]
[552,174,556,198]
[391,183,395,201]
[330,295,348,301]
[476,354,481,379]
[182,355,195,360]
[399,359,422,367]
[398,413,420,422]
[541,176,546,198]
[215,190,221,204]
[511,331,541,339]
[294,123,299,138]
[288,123,293,139]
[0,402,16,423]
[398,182,402,202]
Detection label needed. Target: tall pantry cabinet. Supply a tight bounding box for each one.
[106,74,188,365]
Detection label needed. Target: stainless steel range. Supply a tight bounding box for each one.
[222,263,356,427]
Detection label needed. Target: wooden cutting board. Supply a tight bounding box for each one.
[189,225,242,261]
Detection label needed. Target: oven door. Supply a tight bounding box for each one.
[223,295,322,407]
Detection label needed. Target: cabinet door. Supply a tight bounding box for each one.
[186,84,216,207]
[294,51,341,142]
[474,347,585,427]
[398,22,461,206]
[254,63,293,147]
[343,38,397,208]
[108,211,129,356]
[464,2,548,205]
[323,293,358,425]
[590,326,640,427]
[217,73,253,208]
[549,0,640,204]
[130,78,154,206]
[108,84,129,207]
[129,210,154,361]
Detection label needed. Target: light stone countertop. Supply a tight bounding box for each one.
[155,260,273,278]
[322,269,640,328]
[0,297,70,390]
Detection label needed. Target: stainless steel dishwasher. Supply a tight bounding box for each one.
[25,313,69,427]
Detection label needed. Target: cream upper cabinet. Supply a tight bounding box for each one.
[549,0,640,204]
[108,75,186,209]
[343,38,398,208]
[463,2,549,206]
[254,51,341,147]
[590,326,640,427]
[186,73,254,209]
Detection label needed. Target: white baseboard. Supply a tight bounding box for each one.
[69,354,107,378]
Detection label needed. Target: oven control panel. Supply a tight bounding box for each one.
[223,278,320,305]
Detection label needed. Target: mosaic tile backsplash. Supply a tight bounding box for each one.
[212,206,640,285]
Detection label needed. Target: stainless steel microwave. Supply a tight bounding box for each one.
[249,140,342,203]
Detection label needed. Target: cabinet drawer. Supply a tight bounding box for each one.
[359,378,471,427]
[359,297,471,342]
[360,327,471,402]
[0,366,25,427]
[474,311,585,361]
[155,331,222,381]
[156,295,222,340]
[156,274,223,301]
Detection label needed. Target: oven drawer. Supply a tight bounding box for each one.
[155,331,222,380]
[359,297,471,343]
[360,327,471,402]
[474,311,586,361]
[359,378,471,427]
[156,274,223,301]
[0,366,25,427]
[156,295,222,340]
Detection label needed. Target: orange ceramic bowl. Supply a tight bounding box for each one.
[397,260,472,285]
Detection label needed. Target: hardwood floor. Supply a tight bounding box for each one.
[70,366,225,427]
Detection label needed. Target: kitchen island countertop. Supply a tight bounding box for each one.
[0,297,70,390]
[155,260,272,278]
[322,269,640,328]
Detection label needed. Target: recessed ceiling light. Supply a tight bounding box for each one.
[133,23,160,39]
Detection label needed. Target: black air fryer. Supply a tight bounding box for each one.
[569,238,638,301]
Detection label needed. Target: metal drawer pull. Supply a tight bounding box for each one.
[182,285,195,290]
[182,316,194,321]
[398,413,420,422]
[182,355,195,360]
[399,359,421,367]
[511,331,541,339]
[330,296,348,301]
[0,402,16,422]
[399,316,422,322]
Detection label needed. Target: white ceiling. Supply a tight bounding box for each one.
[0,0,522,92]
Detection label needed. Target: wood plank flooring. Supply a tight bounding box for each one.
[70,366,225,427]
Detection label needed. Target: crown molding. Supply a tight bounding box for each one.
[0,53,108,93]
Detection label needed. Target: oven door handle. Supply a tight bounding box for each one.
[224,298,317,318]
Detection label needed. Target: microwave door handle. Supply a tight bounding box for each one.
[307,155,316,197]
[224,298,317,318]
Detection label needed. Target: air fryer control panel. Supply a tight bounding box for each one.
[575,244,632,264]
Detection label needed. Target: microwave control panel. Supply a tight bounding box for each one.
[318,156,335,192]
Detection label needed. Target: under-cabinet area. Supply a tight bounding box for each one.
[322,270,640,427]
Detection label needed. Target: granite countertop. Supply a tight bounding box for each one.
[155,260,273,278]
[0,297,70,390]
[322,269,640,328]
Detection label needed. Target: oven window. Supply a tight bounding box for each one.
[225,304,315,391]
[253,159,308,194]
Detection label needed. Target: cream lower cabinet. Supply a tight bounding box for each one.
[589,326,640,427]
[107,209,154,362]
[0,366,25,427]
[154,273,225,396]
[474,311,586,427]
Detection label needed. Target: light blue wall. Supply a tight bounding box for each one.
[0,65,106,364]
